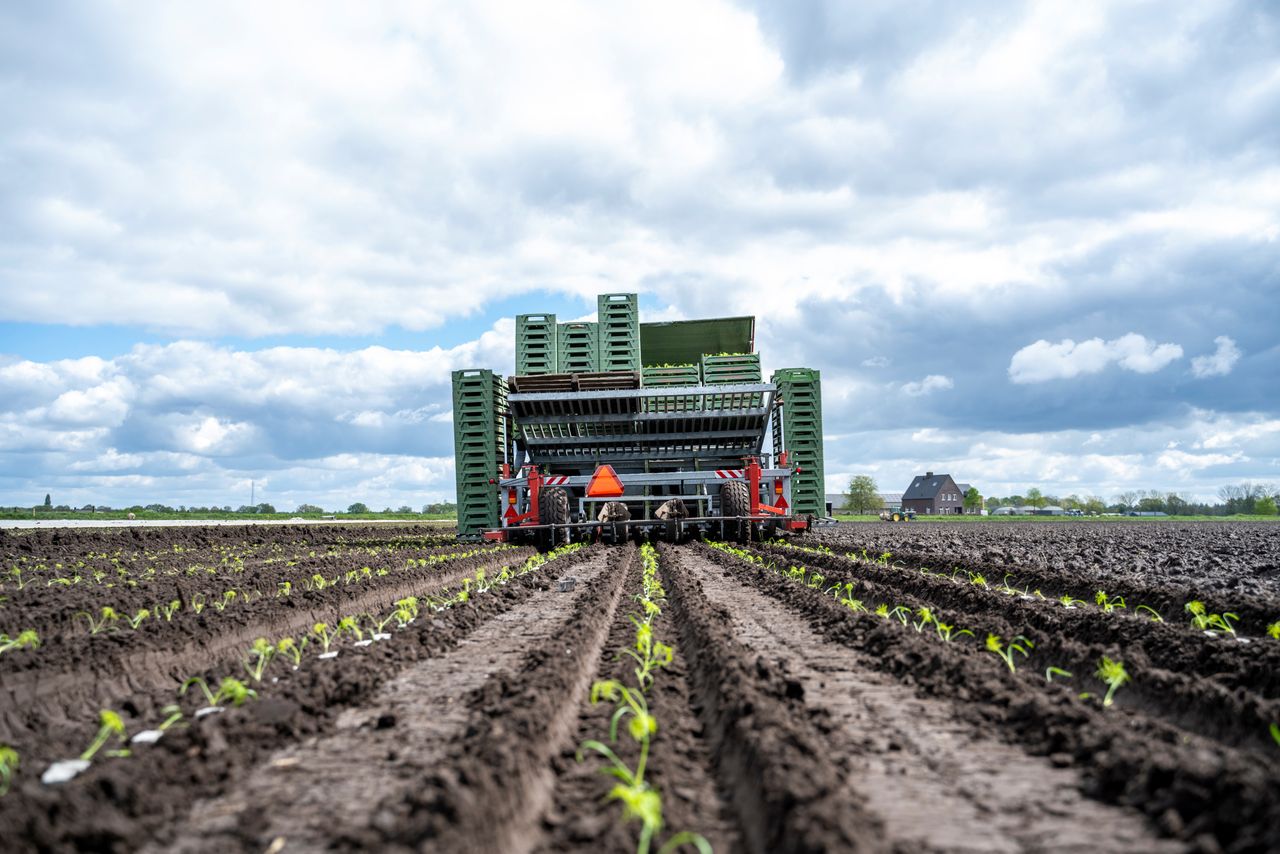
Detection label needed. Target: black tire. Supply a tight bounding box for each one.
[720,480,750,518]
[539,486,570,548]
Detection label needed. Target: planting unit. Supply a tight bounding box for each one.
[452,294,826,546]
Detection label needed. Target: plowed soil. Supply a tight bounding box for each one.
[2,521,1278,852]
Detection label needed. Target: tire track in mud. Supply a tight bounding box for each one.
[153,549,619,853]
[0,548,531,749]
[535,552,742,853]
[672,545,1180,854]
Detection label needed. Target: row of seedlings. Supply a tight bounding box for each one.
[707,541,1134,709]
[580,543,711,854]
[0,543,585,795]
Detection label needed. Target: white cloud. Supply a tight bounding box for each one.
[1190,335,1242,378]
[861,356,890,368]
[1008,333,1183,383]
[901,374,954,396]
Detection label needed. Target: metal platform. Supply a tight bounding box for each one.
[508,382,775,466]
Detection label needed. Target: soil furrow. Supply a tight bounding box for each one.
[2,545,597,853]
[750,543,1280,752]
[350,545,635,853]
[682,544,1178,853]
[657,543,883,853]
[697,542,1280,852]
[535,550,742,853]
[0,548,531,749]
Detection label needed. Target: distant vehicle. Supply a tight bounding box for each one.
[879,508,916,522]
[1066,509,1084,517]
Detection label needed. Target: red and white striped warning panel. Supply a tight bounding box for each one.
[714,470,744,479]
[544,476,570,485]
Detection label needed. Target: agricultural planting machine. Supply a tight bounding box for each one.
[452,294,826,547]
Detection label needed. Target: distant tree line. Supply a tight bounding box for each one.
[986,482,1278,516]
[8,499,459,516]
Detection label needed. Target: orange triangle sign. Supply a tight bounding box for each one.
[586,464,625,497]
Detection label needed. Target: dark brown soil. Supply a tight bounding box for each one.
[2,522,1278,853]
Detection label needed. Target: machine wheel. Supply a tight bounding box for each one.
[720,480,751,543]
[720,480,751,517]
[539,487,571,548]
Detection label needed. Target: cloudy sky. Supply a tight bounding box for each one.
[2,0,1277,510]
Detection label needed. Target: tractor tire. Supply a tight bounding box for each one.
[720,480,751,517]
[539,487,571,548]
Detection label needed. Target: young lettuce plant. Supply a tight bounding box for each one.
[181,676,257,709]
[934,622,973,643]
[1095,591,1126,613]
[1134,605,1164,622]
[1186,601,1239,636]
[1268,621,1280,640]
[912,607,935,633]
[1095,657,1130,707]
[0,744,18,796]
[74,606,119,634]
[0,629,39,654]
[243,637,276,682]
[81,710,129,761]
[159,599,181,621]
[276,636,306,667]
[986,634,1034,673]
[310,622,339,653]
[1045,666,1073,682]
[1058,594,1087,609]
[126,608,150,629]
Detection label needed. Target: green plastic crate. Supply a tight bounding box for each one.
[452,369,508,535]
[516,314,558,375]
[770,367,824,516]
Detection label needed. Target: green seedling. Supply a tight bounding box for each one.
[277,581,292,597]
[1186,601,1239,635]
[624,619,674,690]
[74,606,119,634]
[157,705,184,732]
[1134,605,1164,622]
[0,629,39,654]
[190,593,206,615]
[1045,666,1073,683]
[126,608,150,629]
[887,605,910,626]
[1268,621,1280,640]
[968,571,988,587]
[913,607,934,632]
[0,744,18,796]
[243,637,276,682]
[181,676,256,708]
[1096,656,1130,707]
[276,636,306,667]
[337,615,364,642]
[211,590,237,612]
[368,611,399,634]
[934,622,973,643]
[159,600,181,621]
[986,634,1034,673]
[1271,723,1280,747]
[1095,591,1126,613]
[310,622,339,653]
[395,596,420,620]
[81,710,128,761]
[1058,594,1087,609]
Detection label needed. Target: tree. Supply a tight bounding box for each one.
[296,503,324,514]
[963,487,982,513]
[43,493,52,509]
[396,505,413,514]
[1256,497,1278,516]
[1026,487,1044,508]
[1084,496,1107,515]
[1114,491,1138,511]
[347,502,369,514]
[843,476,881,515]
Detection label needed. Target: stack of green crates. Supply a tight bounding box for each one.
[452,369,508,536]
[558,322,598,373]
[516,314,558,375]
[770,368,824,517]
[597,293,641,372]
[702,353,762,410]
[641,364,700,412]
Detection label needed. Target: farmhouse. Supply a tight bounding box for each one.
[901,471,967,515]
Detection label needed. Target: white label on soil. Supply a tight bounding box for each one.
[131,730,163,744]
[318,651,339,659]
[353,639,373,647]
[195,706,223,718]
[42,759,91,784]
[373,633,392,641]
